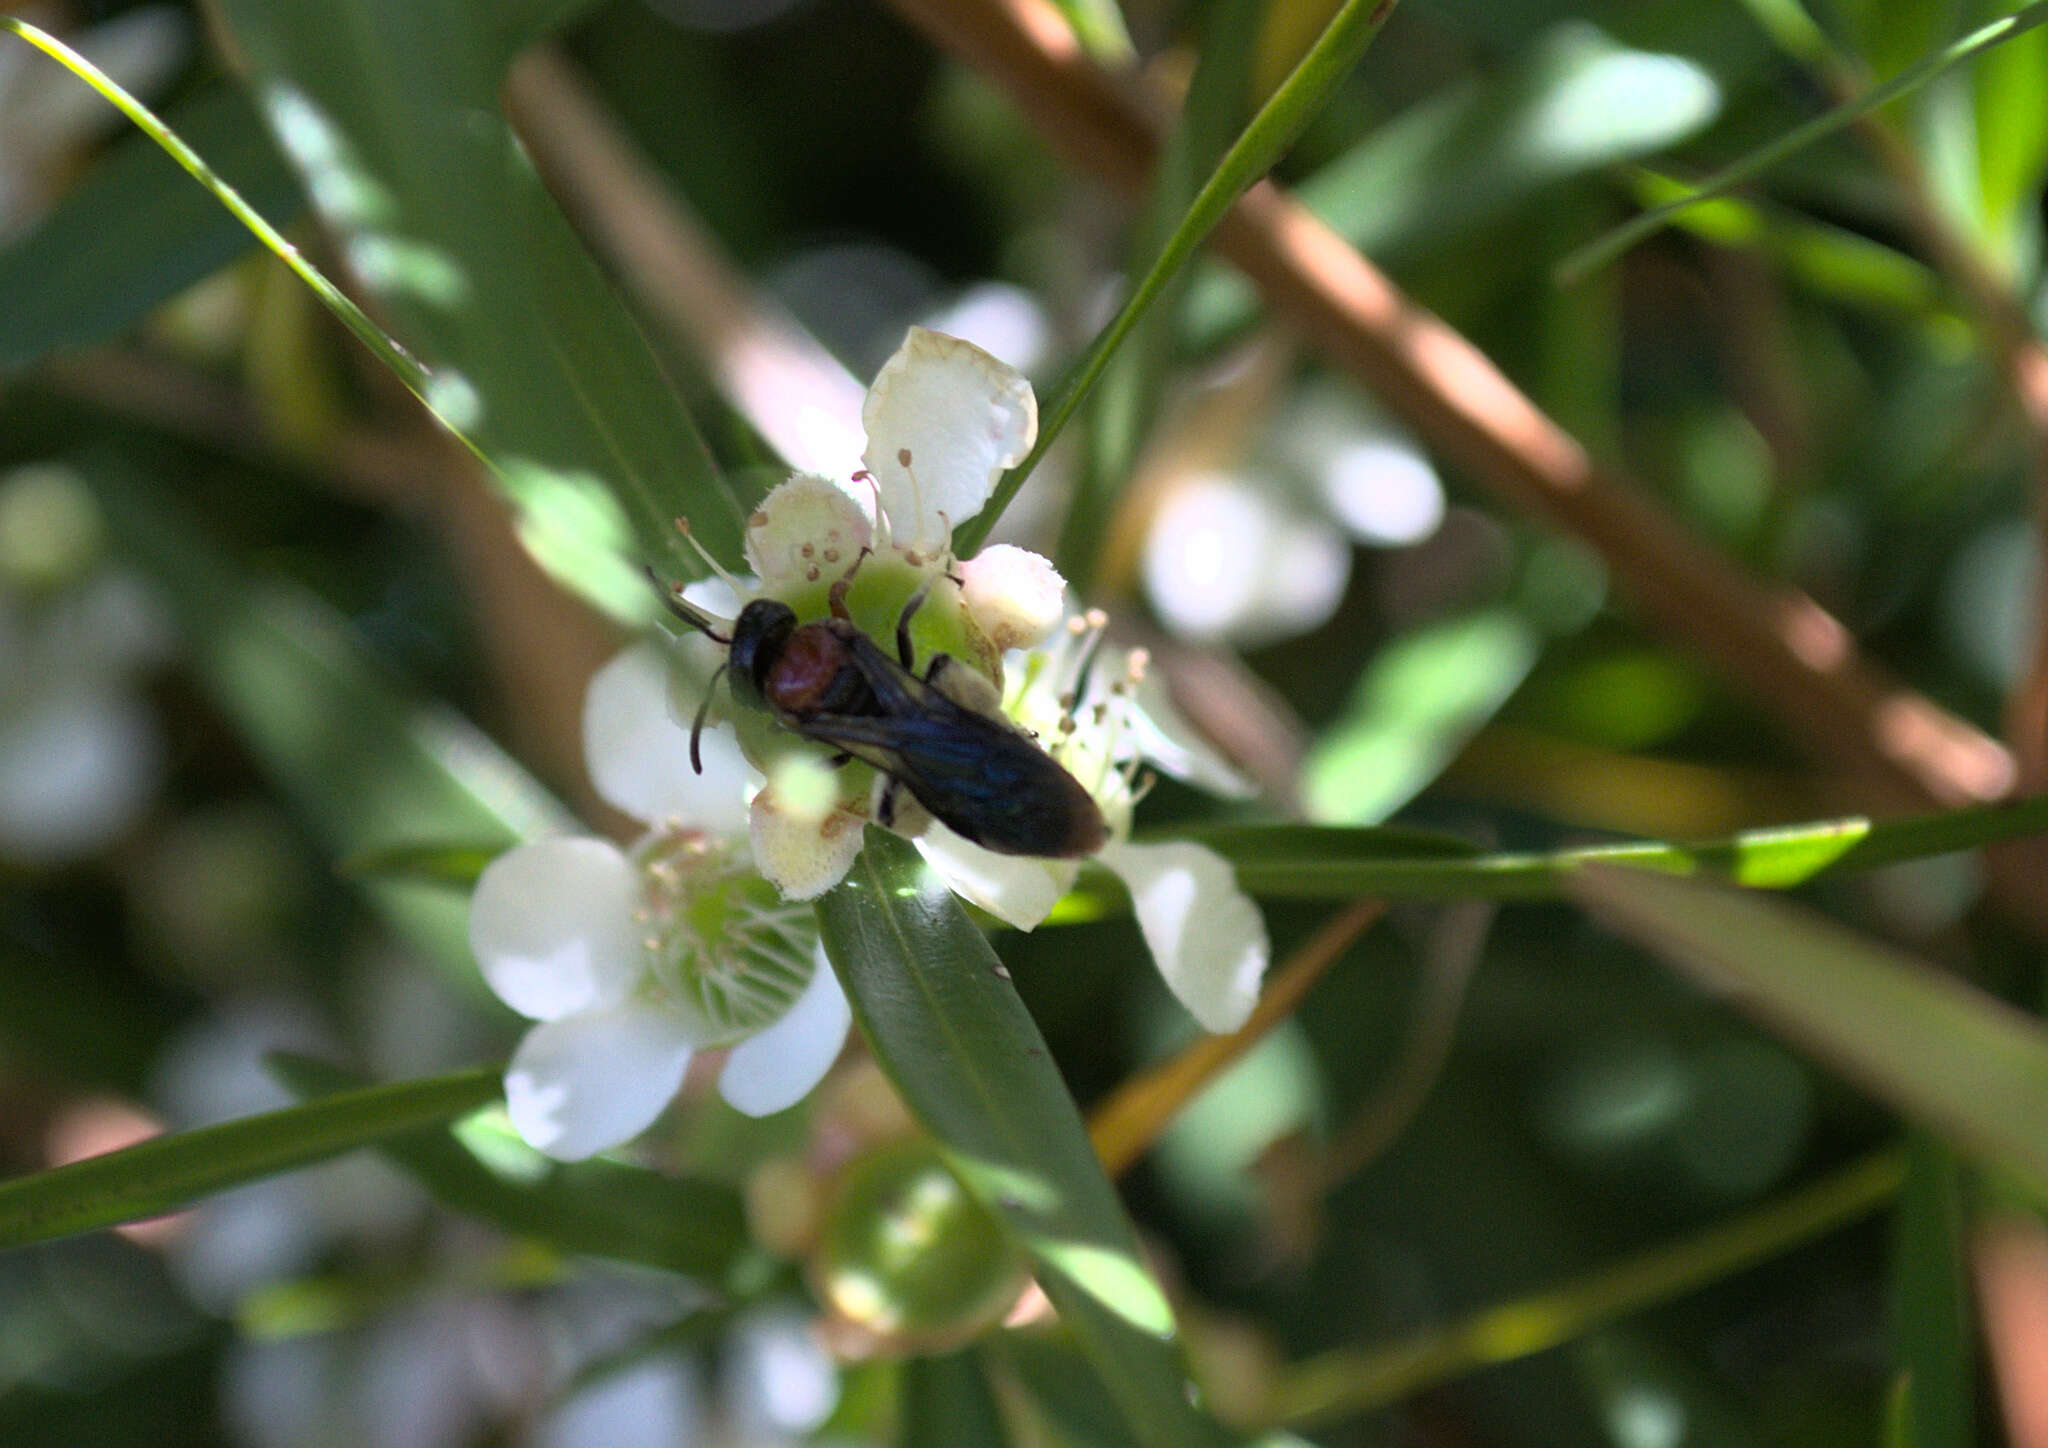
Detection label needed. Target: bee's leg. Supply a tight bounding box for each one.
[894,576,937,669]
[826,547,874,621]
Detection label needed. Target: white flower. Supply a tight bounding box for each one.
[673,327,1051,902]
[662,327,1271,1034]
[469,645,852,1160]
[917,618,1270,1033]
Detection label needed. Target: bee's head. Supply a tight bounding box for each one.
[725,599,798,713]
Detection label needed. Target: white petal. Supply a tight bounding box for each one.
[957,545,1066,652]
[917,822,1076,930]
[743,473,873,589]
[861,328,1035,551]
[1123,669,1257,799]
[1099,840,1268,1033]
[749,789,866,900]
[469,838,643,1021]
[718,949,851,1116]
[504,1006,696,1160]
[583,644,753,833]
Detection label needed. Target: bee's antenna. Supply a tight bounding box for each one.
[689,663,728,774]
[644,564,731,644]
[673,517,747,597]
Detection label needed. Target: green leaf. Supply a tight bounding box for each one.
[1185,23,1722,344]
[1627,170,1950,318]
[1268,1148,1904,1426]
[900,1351,1013,1448]
[1059,0,1263,594]
[996,1332,1141,1448]
[1889,1135,1974,1448]
[272,1057,758,1287]
[1570,866,2048,1198]
[336,840,503,889]
[1301,608,1540,826]
[1557,1,2048,284]
[0,84,301,368]
[102,480,566,979]
[0,1068,499,1249]
[1171,792,2048,902]
[957,0,1401,554]
[209,0,743,615]
[816,831,1229,1448]
[1971,14,2048,265]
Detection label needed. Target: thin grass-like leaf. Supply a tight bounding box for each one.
[0,1068,500,1249]
[1266,1148,1904,1426]
[1175,792,2048,902]
[1556,1,2048,283]
[954,0,1402,554]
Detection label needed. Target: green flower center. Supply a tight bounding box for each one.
[632,829,820,1045]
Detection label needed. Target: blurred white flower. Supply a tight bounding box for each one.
[1141,473,1350,647]
[918,616,1269,1033]
[469,645,850,1161]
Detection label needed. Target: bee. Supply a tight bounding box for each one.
[650,564,1107,859]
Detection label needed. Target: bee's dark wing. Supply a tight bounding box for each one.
[798,684,1107,860]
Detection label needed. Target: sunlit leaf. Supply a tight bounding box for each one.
[1302,608,1540,826]
[273,1057,758,1287]
[817,831,1229,1448]
[0,1069,500,1249]
[210,0,743,614]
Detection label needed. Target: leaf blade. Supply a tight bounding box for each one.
[0,1069,500,1249]
[816,831,1228,1448]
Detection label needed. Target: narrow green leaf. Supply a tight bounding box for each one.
[1627,170,1949,318]
[996,1332,1141,1448]
[956,0,1402,554]
[273,1057,758,1287]
[1268,1148,1903,1425]
[1890,1135,1974,1448]
[1971,17,2048,262]
[1556,0,2048,284]
[900,1351,1012,1448]
[1173,791,2048,902]
[1571,867,2048,1198]
[209,0,742,611]
[0,84,301,368]
[816,831,1228,1448]
[0,1069,499,1249]
[1059,0,1263,594]
[336,840,502,889]
[1186,24,1724,347]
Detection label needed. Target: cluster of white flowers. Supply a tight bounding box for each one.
[470,329,1269,1160]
